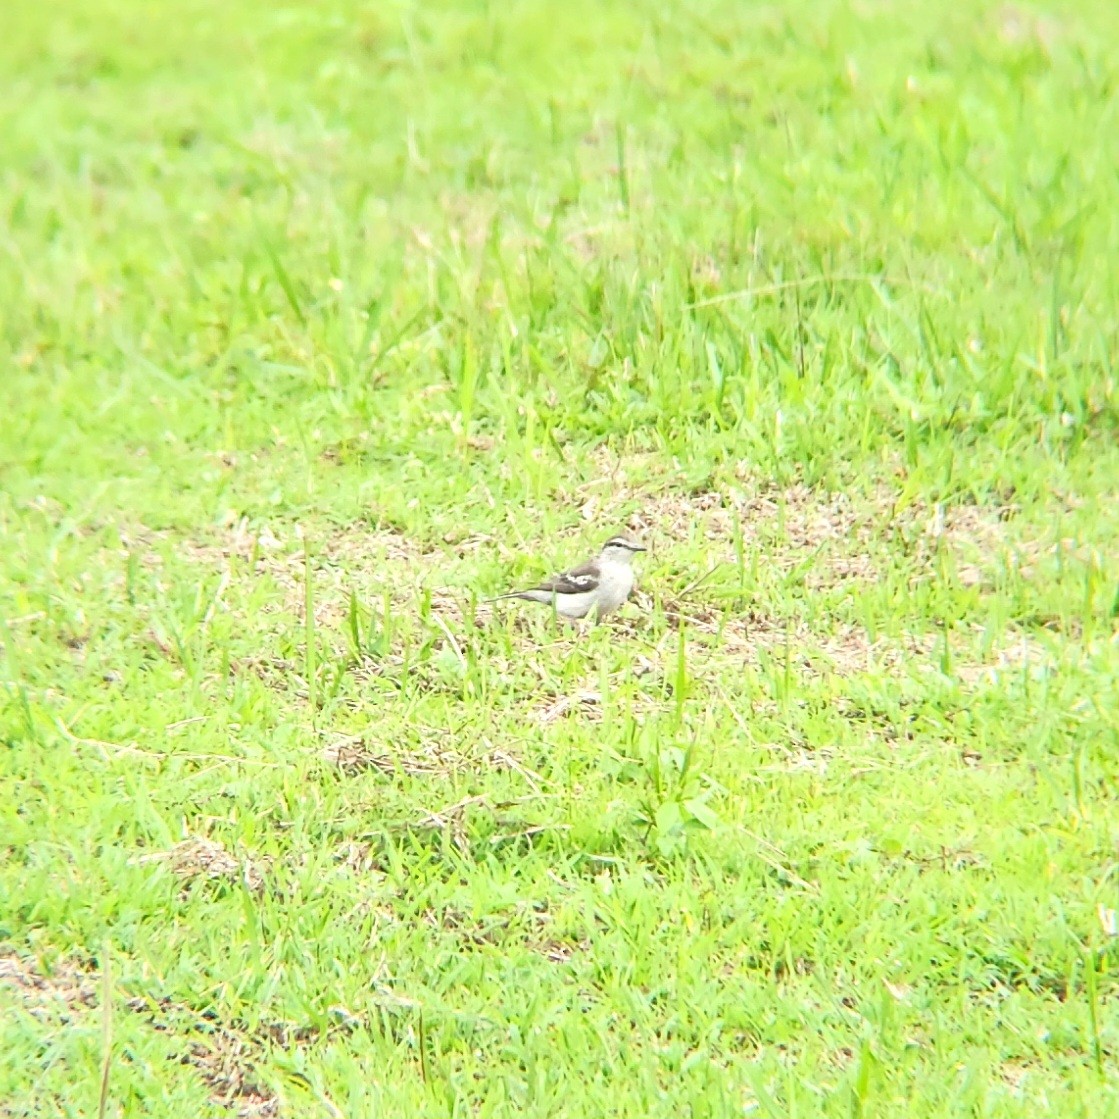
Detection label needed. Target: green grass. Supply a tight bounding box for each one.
[2,0,1119,1115]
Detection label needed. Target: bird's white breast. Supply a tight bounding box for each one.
[594,558,635,613]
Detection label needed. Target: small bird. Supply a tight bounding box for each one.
[496,535,647,620]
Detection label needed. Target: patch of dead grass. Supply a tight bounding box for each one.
[178,517,438,628]
[953,631,1057,686]
[535,688,603,725]
[996,1059,1032,1094]
[182,1023,280,1118]
[698,603,1056,686]
[322,733,463,777]
[574,454,1031,595]
[174,469,1026,619]
[0,950,99,1017]
[652,600,942,679]
[912,500,1029,588]
[0,950,308,1118]
[531,937,588,964]
[417,898,584,963]
[137,835,266,894]
[140,462,1057,695]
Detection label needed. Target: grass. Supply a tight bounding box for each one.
[2,0,1118,1114]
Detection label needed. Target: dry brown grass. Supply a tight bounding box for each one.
[137,463,1054,701]
[137,835,266,894]
[179,517,439,629]
[569,451,1033,597]
[643,597,940,678]
[0,949,100,1017]
[322,733,464,777]
[0,949,289,1117]
[165,464,1032,626]
[180,1024,281,1119]
[416,898,585,965]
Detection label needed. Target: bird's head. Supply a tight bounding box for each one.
[600,536,647,564]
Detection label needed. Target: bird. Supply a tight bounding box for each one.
[495,535,647,620]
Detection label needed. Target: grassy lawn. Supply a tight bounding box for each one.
[3,0,1119,1114]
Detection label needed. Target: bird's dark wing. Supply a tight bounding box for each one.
[528,559,600,596]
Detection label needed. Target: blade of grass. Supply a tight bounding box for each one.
[97,946,112,1119]
[303,530,317,713]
